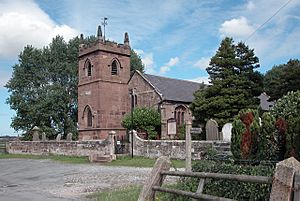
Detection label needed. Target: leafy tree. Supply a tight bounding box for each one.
[121,107,161,139]
[264,59,300,100]
[190,37,263,126]
[6,36,82,139]
[130,49,144,74]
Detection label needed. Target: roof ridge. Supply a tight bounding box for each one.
[145,73,202,85]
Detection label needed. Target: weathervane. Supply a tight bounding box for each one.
[102,17,108,42]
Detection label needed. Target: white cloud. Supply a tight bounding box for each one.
[194,57,210,70]
[219,16,255,38]
[189,76,210,85]
[143,53,155,74]
[246,1,256,10]
[159,57,179,74]
[0,0,78,58]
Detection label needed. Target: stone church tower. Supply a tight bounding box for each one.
[78,26,131,140]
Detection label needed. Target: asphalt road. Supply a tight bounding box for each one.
[0,159,154,201]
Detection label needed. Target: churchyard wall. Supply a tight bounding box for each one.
[132,132,231,159]
[6,140,111,157]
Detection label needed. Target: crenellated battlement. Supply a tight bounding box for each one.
[79,25,130,58]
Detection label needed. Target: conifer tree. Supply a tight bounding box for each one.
[190,37,263,126]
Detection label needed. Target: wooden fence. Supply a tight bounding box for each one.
[138,156,300,201]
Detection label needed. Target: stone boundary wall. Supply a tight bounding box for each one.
[6,140,111,157]
[133,132,231,160]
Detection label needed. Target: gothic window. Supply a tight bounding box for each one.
[84,106,93,127]
[175,105,186,126]
[87,109,92,127]
[134,94,138,106]
[111,60,118,75]
[84,59,92,76]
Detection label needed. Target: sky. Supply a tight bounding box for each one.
[0,0,300,135]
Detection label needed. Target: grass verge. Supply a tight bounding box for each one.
[0,153,188,168]
[0,153,89,164]
[104,156,186,168]
[87,185,142,201]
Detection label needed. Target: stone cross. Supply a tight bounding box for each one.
[41,132,47,141]
[32,126,40,141]
[66,133,73,141]
[205,119,219,140]
[56,134,62,141]
[221,123,233,142]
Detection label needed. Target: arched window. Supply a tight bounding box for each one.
[87,109,92,127]
[134,94,138,106]
[111,60,118,75]
[175,105,186,126]
[84,59,92,76]
[83,106,93,127]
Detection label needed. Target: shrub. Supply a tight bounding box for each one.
[272,90,300,159]
[231,109,260,160]
[166,160,274,201]
[121,107,161,139]
[257,112,278,161]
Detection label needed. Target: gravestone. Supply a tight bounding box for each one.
[56,134,62,141]
[222,123,232,142]
[205,119,219,140]
[66,133,73,141]
[32,126,40,141]
[41,132,47,141]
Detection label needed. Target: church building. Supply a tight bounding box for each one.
[77,27,202,140]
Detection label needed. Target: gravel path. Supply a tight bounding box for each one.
[0,159,177,201]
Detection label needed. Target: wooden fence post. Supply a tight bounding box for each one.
[270,157,300,201]
[186,121,192,172]
[138,156,171,201]
[294,172,300,201]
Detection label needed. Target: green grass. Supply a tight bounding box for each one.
[0,153,188,168]
[104,156,186,168]
[87,184,178,201]
[0,153,89,164]
[87,185,142,201]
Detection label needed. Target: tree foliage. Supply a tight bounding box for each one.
[191,37,263,126]
[264,59,300,100]
[6,34,145,139]
[6,36,84,139]
[130,49,144,74]
[121,107,161,139]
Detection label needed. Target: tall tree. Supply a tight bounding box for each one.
[264,59,300,100]
[190,37,263,126]
[6,35,145,139]
[130,49,144,73]
[6,36,81,139]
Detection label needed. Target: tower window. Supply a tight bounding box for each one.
[84,59,92,76]
[84,106,93,127]
[111,60,118,75]
[87,109,92,127]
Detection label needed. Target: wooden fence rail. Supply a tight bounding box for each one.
[138,156,300,201]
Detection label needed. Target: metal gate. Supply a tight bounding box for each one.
[114,136,128,154]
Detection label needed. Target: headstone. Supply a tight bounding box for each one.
[56,134,61,141]
[66,133,73,141]
[41,132,47,141]
[205,119,219,140]
[32,126,40,141]
[222,123,233,142]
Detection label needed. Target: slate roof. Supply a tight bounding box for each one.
[143,73,203,103]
